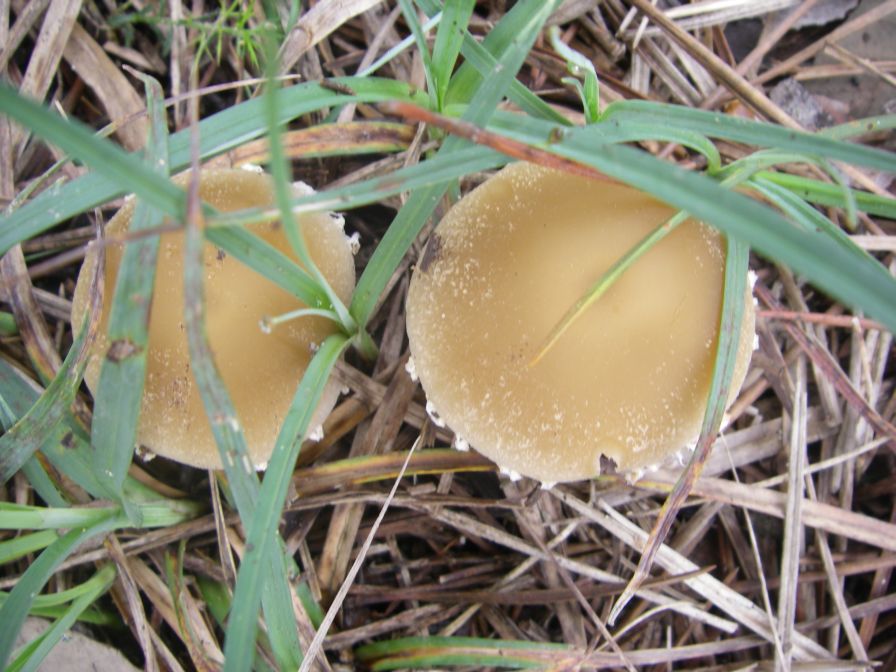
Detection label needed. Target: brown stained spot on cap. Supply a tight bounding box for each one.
[106,338,143,363]
[419,233,444,274]
[216,248,227,262]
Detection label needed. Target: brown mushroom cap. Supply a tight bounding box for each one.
[72,169,355,469]
[406,161,755,483]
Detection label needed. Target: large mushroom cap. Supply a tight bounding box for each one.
[406,161,755,483]
[72,168,356,470]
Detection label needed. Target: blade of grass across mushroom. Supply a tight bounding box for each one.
[0,77,428,253]
[0,511,123,669]
[90,74,168,515]
[351,0,566,328]
[180,130,308,671]
[478,120,896,331]
[609,235,750,624]
[355,636,572,671]
[222,333,349,672]
[4,564,117,672]
[261,54,357,349]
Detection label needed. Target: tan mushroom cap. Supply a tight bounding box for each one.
[406,161,755,483]
[72,169,355,470]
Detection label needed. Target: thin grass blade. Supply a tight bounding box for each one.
[0,513,123,669]
[397,0,437,106]
[602,100,896,172]
[430,0,476,109]
[0,77,427,252]
[0,323,92,485]
[5,564,116,672]
[754,171,896,219]
[181,161,305,670]
[90,75,168,506]
[611,236,750,622]
[223,333,349,672]
[355,636,570,670]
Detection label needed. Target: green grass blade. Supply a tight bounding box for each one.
[0,529,57,564]
[0,512,122,669]
[90,75,168,504]
[754,171,896,219]
[398,0,437,106]
[263,58,353,333]
[351,0,564,328]
[415,0,567,123]
[478,120,896,332]
[601,100,896,172]
[818,114,896,140]
[223,333,349,672]
[0,357,108,499]
[0,82,185,229]
[204,227,327,308]
[19,459,68,507]
[0,322,91,485]
[181,170,305,671]
[226,144,506,218]
[0,77,426,253]
[430,0,476,109]
[5,565,116,672]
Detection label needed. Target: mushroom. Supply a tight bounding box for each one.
[406,161,755,483]
[71,168,355,470]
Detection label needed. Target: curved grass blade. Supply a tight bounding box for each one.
[398,0,437,106]
[90,75,168,508]
[0,512,123,669]
[262,56,353,333]
[0,529,57,564]
[430,0,476,110]
[181,166,306,671]
[0,77,427,253]
[754,171,896,219]
[5,565,116,672]
[611,236,750,622]
[601,100,896,172]
[483,120,896,332]
[0,322,91,485]
[818,114,896,140]
[223,333,349,672]
[0,356,108,499]
[0,82,185,226]
[213,144,507,224]
[204,226,328,309]
[352,0,565,328]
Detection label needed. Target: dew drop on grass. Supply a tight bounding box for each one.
[259,316,273,334]
[308,425,324,442]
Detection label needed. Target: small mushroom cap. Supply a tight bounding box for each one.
[72,169,355,469]
[406,162,755,483]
